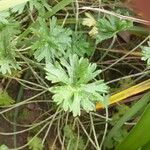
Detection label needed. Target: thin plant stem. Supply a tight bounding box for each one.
[99,106,109,149]
[90,112,100,150]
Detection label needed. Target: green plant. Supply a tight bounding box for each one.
[141,41,150,66]
[63,125,85,149]
[0,22,20,74]
[31,17,72,63]
[83,12,133,44]
[1,0,150,149]
[28,137,43,150]
[27,0,51,12]
[45,54,109,116]
[0,0,29,22]
[0,11,10,24]
[0,89,14,106]
[96,15,133,44]
[71,33,92,57]
[0,0,51,15]
[105,92,150,149]
[116,101,150,150]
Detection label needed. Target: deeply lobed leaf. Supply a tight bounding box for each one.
[32,17,72,63]
[45,54,109,116]
[96,15,133,44]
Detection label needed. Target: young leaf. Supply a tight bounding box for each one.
[82,12,98,37]
[96,15,133,44]
[45,54,109,116]
[31,17,72,63]
[82,12,96,28]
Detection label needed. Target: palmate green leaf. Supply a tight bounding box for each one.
[61,55,102,85]
[96,15,133,44]
[45,62,69,84]
[50,85,73,110]
[0,22,20,74]
[82,81,108,94]
[32,17,72,63]
[45,54,109,116]
[0,58,20,74]
[141,41,150,65]
[70,92,81,116]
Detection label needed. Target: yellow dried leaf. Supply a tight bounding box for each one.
[82,12,96,27]
[96,79,150,109]
[89,26,98,37]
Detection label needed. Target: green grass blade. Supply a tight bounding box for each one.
[0,0,29,12]
[105,91,150,147]
[46,0,73,17]
[116,102,150,150]
[142,141,150,150]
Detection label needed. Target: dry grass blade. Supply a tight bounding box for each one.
[96,79,150,109]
